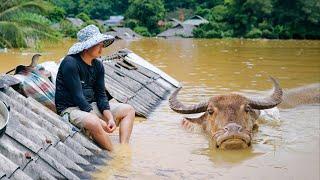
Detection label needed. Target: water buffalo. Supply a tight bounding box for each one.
[169,77,283,150]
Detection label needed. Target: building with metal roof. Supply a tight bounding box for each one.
[157,24,196,38]
[157,15,208,38]
[168,18,182,27]
[105,28,142,40]
[65,18,84,28]
[104,16,124,27]
[182,15,209,26]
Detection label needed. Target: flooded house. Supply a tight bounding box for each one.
[157,24,195,38]
[182,15,209,26]
[157,15,208,38]
[65,18,84,28]
[104,16,124,27]
[168,18,182,27]
[105,27,142,40]
[94,19,105,27]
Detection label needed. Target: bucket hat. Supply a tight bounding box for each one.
[67,24,115,55]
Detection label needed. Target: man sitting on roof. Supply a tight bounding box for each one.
[55,25,135,151]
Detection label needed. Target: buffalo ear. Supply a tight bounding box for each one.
[184,113,207,125]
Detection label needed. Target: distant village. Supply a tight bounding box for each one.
[53,15,209,40]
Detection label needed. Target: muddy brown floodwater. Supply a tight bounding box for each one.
[1,38,319,179]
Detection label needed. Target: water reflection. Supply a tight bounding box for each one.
[202,148,263,165]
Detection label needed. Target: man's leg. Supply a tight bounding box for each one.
[83,113,113,151]
[112,104,135,143]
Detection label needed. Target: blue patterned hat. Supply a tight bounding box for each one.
[67,24,115,55]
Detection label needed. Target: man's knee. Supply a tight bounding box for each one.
[83,114,104,134]
[124,104,135,115]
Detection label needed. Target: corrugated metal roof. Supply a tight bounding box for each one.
[0,50,178,179]
[0,86,109,179]
[105,28,141,40]
[182,15,209,26]
[66,18,84,28]
[101,50,176,117]
[157,24,196,38]
[168,18,182,27]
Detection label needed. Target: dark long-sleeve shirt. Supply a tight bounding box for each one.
[55,54,110,115]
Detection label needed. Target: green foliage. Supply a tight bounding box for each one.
[76,12,91,22]
[194,7,211,19]
[125,19,138,30]
[126,0,165,35]
[75,12,106,33]
[41,0,320,40]
[134,26,151,37]
[245,28,262,38]
[49,0,129,19]
[59,19,78,38]
[47,6,65,23]
[192,0,320,39]
[0,0,60,48]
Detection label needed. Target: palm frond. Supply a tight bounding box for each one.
[11,12,54,33]
[0,0,21,12]
[0,1,47,21]
[0,21,27,47]
[22,28,60,45]
[0,35,13,48]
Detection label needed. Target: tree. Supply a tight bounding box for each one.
[126,0,165,35]
[0,0,60,48]
[49,0,129,19]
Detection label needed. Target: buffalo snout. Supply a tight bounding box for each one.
[223,123,242,133]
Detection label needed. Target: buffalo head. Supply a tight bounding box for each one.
[169,77,283,150]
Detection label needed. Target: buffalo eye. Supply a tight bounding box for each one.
[244,105,251,113]
[207,108,214,115]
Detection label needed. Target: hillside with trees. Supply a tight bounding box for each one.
[1,0,319,48]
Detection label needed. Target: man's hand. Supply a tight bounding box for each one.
[103,110,116,133]
[106,118,116,133]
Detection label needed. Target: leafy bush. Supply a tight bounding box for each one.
[59,20,78,38]
[134,26,151,37]
[193,28,205,38]
[273,25,291,39]
[206,30,222,38]
[76,13,91,22]
[124,19,139,30]
[245,28,263,38]
[47,6,65,23]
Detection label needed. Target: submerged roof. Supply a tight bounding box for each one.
[0,50,178,178]
[101,50,176,117]
[105,28,142,40]
[182,15,209,26]
[157,24,196,38]
[104,16,124,27]
[168,18,182,27]
[66,18,84,28]
[0,83,110,179]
